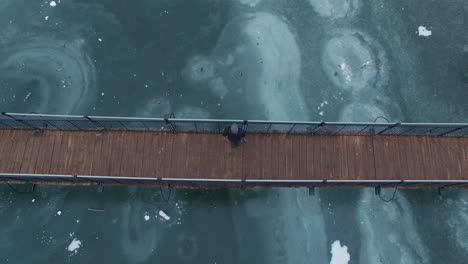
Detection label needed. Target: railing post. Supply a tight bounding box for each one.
[85,116,104,130]
[266,123,273,134]
[287,123,296,135]
[375,123,400,135]
[118,121,129,131]
[43,120,59,130]
[437,125,467,137]
[165,118,176,134]
[356,125,370,136]
[0,119,13,128]
[140,121,149,130]
[309,122,324,135]
[66,120,83,131]
[2,112,39,130]
[333,125,346,136]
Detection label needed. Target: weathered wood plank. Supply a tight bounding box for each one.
[0,129,466,186]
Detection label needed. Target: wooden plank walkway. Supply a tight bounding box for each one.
[0,129,467,186]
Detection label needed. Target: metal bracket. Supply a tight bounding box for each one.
[26,183,36,193]
[438,186,444,196]
[375,186,382,196]
[240,180,246,196]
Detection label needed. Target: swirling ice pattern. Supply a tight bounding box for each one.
[183,12,307,120]
[357,191,430,264]
[0,38,96,114]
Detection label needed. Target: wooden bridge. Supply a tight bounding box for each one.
[0,113,467,189]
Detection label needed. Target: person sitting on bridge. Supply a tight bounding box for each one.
[223,123,246,147]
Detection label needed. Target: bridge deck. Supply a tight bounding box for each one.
[0,129,467,187]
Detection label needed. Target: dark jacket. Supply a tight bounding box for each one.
[223,126,246,142]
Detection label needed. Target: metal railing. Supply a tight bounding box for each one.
[1,112,467,137]
[1,173,468,189]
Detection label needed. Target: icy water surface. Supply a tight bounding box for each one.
[0,0,467,263]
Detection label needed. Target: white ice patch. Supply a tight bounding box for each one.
[243,12,306,120]
[239,0,263,7]
[67,238,82,252]
[339,102,386,122]
[32,199,35,203]
[144,213,150,221]
[98,38,103,42]
[45,16,49,21]
[322,30,388,93]
[159,210,170,220]
[418,26,432,37]
[209,77,229,99]
[446,193,468,251]
[357,191,430,263]
[330,240,350,264]
[175,106,210,119]
[308,0,359,18]
[182,55,215,82]
[50,1,57,7]
[57,210,61,216]
[339,63,352,82]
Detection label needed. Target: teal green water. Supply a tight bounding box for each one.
[0,0,467,263]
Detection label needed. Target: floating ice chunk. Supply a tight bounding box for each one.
[418,26,432,37]
[50,1,57,7]
[159,210,170,220]
[57,210,61,216]
[98,38,102,42]
[319,111,324,116]
[32,199,35,203]
[144,213,150,221]
[67,238,82,252]
[45,16,49,21]
[76,220,80,223]
[330,240,350,264]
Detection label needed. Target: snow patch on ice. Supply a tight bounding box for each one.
[67,238,82,252]
[330,240,350,264]
[159,210,170,220]
[418,26,432,37]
